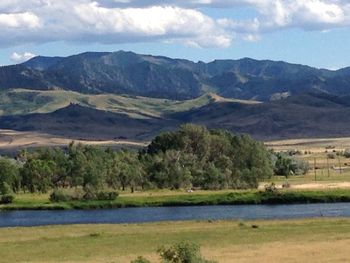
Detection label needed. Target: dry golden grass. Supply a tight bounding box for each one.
[264,136,350,188]
[0,219,349,263]
[204,239,350,263]
[0,129,147,151]
[266,137,350,153]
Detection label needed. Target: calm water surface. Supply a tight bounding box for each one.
[1,203,350,227]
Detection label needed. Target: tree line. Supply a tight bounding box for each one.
[0,124,292,197]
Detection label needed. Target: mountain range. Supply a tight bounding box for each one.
[1,51,350,142]
[1,51,350,101]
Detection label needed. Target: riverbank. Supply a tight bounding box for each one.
[0,218,349,262]
[1,188,350,211]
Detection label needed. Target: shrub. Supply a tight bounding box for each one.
[130,256,152,263]
[0,194,14,204]
[82,185,99,200]
[290,158,309,175]
[49,189,72,202]
[274,153,309,177]
[264,183,277,193]
[97,191,119,201]
[50,188,119,202]
[343,149,350,158]
[158,242,216,263]
[70,188,85,200]
[0,182,12,195]
[89,233,101,238]
[83,190,97,200]
[83,190,118,201]
[327,153,336,159]
[287,149,302,156]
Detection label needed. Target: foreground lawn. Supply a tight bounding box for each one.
[0,218,349,262]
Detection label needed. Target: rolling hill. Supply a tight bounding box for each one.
[0,103,171,140]
[1,89,350,141]
[0,89,257,119]
[171,91,350,140]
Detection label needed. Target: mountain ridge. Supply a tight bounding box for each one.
[1,50,349,101]
[1,51,350,141]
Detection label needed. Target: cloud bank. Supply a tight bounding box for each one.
[1,0,350,48]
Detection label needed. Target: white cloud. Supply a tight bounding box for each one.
[73,3,231,47]
[255,0,347,30]
[0,0,350,48]
[0,1,231,48]
[10,52,36,63]
[0,12,40,28]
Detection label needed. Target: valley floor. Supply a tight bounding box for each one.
[0,218,349,262]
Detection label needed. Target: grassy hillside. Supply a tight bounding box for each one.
[2,88,350,141]
[0,89,258,119]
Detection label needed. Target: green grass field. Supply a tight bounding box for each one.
[0,218,349,262]
[2,188,350,211]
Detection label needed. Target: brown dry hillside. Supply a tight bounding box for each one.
[1,90,350,142]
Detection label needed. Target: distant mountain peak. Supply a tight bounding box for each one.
[0,50,348,101]
[24,55,64,71]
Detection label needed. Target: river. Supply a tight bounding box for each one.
[1,203,350,227]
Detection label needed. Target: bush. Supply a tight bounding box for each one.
[97,191,119,201]
[130,256,151,263]
[158,242,216,263]
[50,189,72,202]
[83,190,118,201]
[0,194,14,204]
[287,149,302,156]
[0,182,12,195]
[343,149,350,158]
[264,183,277,193]
[327,153,336,159]
[274,153,309,177]
[290,158,309,175]
[50,188,119,202]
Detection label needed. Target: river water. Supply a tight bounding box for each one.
[1,203,350,227]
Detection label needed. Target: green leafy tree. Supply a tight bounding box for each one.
[0,158,21,194]
[146,125,273,190]
[21,159,54,193]
[110,150,144,192]
[274,153,309,177]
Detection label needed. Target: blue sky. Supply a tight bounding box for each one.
[1,1,350,69]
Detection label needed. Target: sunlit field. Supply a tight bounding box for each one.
[0,218,349,263]
[266,137,350,187]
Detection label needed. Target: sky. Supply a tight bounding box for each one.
[1,0,350,69]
